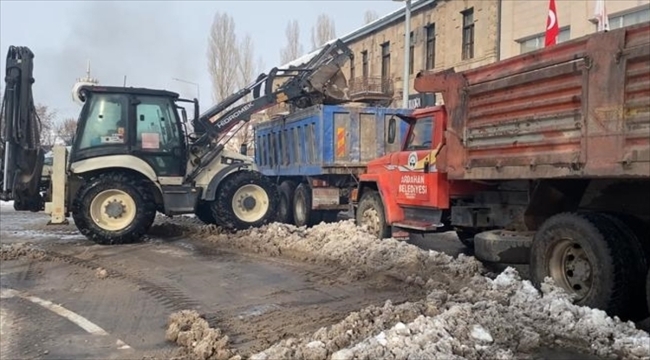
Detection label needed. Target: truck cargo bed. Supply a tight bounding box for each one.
[415,22,650,180]
[254,104,411,177]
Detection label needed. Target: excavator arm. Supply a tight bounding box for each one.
[187,39,353,179]
[0,46,45,211]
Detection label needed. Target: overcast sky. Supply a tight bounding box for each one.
[0,0,403,122]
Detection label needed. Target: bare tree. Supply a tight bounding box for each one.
[364,10,379,24]
[224,33,259,154]
[207,12,240,104]
[310,14,336,50]
[280,20,303,64]
[35,104,57,147]
[55,118,78,146]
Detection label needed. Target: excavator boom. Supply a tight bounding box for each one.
[194,39,352,140]
[0,46,45,211]
[187,39,353,179]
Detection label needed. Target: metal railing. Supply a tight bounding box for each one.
[348,76,394,99]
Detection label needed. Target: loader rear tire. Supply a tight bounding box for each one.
[212,170,279,230]
[72,172,156,245]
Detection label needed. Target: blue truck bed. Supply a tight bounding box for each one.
[254,104,412,177]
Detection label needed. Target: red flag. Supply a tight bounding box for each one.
[545,0,559,46]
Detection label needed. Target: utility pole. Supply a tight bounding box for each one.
[393,0,412,108]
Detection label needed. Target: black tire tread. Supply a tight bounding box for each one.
[647,269,650,315]
[530,212,635,319]
[278,180,297,224]
[195,200,218,225]
[456,230,476,249]
[293,183,322,227]
[71,172,156,245]
[212,170,279,230]
[598,213,649,317]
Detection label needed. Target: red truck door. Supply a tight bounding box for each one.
[392,108,449,209]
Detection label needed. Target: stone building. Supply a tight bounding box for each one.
[272,0,649,111]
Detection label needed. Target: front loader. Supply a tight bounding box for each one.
[0,41,353,245]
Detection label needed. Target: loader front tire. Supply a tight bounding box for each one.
[212,170,279,230]
[72,172,156,245]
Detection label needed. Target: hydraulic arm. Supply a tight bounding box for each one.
[188,39,353,179]
[0,46,45,211]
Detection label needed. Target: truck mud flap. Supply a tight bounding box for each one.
[474,230,534,264]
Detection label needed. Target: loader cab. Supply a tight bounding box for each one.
[70,86,189,177]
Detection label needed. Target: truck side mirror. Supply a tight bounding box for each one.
[193,98,200,124]
[240,143,248,155]
[181,108,188,123]
[387,117,396,144]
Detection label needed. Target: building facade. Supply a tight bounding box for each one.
[274,0,649,111]
[500,0,649,59]
[342,0,500,108]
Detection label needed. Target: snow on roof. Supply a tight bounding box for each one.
[277,0,434,70]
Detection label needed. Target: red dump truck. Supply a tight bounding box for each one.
[352,22,650,321]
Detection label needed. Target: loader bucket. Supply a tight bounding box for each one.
[307,64,349,103]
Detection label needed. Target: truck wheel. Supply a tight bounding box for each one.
[292,183,322,227]
[599,213,649,319]
[277,181,297,224]
[72,172,156,245]
[212,170,279,230]
[356,190,390,239]
[195,201,217,225]
[530,212,635,319]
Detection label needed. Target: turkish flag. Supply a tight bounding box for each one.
[545,0,559,46]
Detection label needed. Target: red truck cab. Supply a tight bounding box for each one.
[353,106,482,240]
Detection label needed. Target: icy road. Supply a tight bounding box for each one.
[0,202,648,360]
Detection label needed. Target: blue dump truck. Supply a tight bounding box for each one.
[253,103,412,226]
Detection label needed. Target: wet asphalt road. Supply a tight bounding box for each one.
[0,205,427,359]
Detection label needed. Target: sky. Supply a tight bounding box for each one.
[0,0,404,123]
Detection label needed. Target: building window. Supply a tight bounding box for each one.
[409,31,415,75]
[425,23,435,69]
[609,7,650,30]
[461,8,474,60]
[350,56,355,80]
[361,50,368,80]
[381,42,390,91]
[518,27,571,54]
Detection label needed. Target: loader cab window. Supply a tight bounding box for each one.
[77,94,127,150]
[405,116,433,150]
[135,96,182,152]
[133,95,185,176]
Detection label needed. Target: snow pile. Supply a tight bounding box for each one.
[166,310,240,360]
[158,219,649,359]
[0,243,46,261]
[164,220,483,285]
[252,268,650,360]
